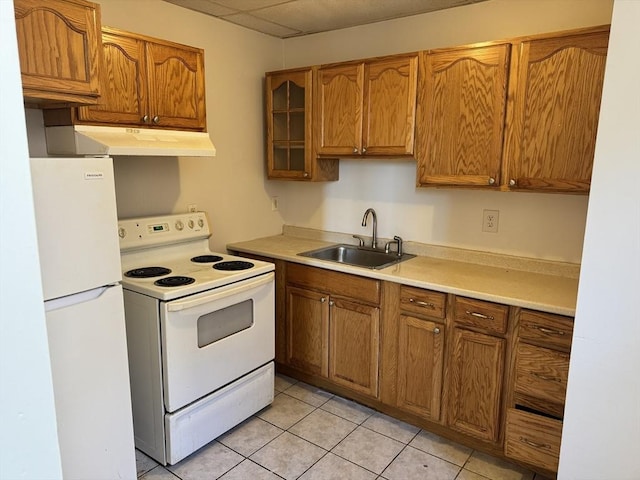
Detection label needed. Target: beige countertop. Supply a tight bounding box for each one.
[228,229,579,317]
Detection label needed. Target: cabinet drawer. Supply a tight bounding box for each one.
[505,409,562,472]
[454,297,508,334]
[287,263,380,305]
[400,286,446,319]
[514,343,569,416]
[519,310,573,352]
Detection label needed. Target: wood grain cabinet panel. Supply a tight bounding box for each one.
[76,27,206,130]
[14,0,102,105]
[329,299,380,397]
[416,44,510,188]
[285,264,381,399]
[317,54,417,157]
[286,286,329,376]
[504,28,609,192]
[447,327,506,443]
[396,315,445,421]
[505,409,562,473]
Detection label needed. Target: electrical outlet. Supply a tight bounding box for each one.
[188,204,197,213]
[482,209,499,233]
[270,196,279,211]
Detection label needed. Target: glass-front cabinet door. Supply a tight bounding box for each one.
[266,69,313,179]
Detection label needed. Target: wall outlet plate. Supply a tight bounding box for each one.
[483,209,499,233]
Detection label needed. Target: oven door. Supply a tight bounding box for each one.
[160,272,274,412]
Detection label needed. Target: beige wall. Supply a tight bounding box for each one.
[271,0,614,263]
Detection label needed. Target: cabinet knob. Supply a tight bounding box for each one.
[152,115,160,124]
[362,147,367,153]
[353,147,359,154]
[142,115,149,123]
[433,327,441,334]
[509,179,516,186]
[320,297,326,303]
[303,172,309,178]
[329,300,334,306]
[488,177,495,185]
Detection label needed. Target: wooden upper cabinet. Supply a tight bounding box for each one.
[317,63,364,155]
[416,44,510,188]
[504,27,609,193]
[78,27,206,130]
[77,31,146,125]
[316,54,418,156]
[265,68,338,181]
[14,0,102,105]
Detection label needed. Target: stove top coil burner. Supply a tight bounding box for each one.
[153,276,196,287]
[125,266,172,278]
[212,260,255,271]
[191,255,224,263]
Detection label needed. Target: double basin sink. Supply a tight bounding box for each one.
[299,244,415,270]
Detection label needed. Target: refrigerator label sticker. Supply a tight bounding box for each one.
[84,172,104,180]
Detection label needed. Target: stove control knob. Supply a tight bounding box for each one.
[118,227,127,239]
[198,218,204,228]
[188,219,195,229]
[175,220,184,231]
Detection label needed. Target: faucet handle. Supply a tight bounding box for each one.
[385,236,404,256]
[352,235,365,247]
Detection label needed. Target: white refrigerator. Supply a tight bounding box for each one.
[30,157,136,480]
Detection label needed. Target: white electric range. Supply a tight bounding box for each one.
[118,212,275,465]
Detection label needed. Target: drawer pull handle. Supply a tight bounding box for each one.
[409,298,435,309]
[535,325,566,336]
[466,310,494,320]
[520,436,551,450]
[532,372,562,383]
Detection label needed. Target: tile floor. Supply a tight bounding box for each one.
[136,374,550,480]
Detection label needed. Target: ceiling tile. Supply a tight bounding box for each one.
[223,12,301,37]
[164,0,236,16]
[213,0,293,11]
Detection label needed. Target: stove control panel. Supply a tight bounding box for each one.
[118,212,211,251]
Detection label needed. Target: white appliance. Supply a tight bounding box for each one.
[119,213,275,465]
[45,124,216,157]
[30,157,136,480]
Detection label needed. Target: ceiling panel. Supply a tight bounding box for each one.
[162,0,488,38]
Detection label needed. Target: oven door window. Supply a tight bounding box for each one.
[197,299,254,348]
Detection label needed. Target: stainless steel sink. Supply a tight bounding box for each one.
[298,244,415,270]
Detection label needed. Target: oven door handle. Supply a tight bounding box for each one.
[166,272,274,312]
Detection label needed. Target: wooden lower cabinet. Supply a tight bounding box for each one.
[286,286,329,376]
[329,299,379,396]
[285,264,381,398]
[446,327,506,443]
[505,409,562,472]
[396,314,445,420]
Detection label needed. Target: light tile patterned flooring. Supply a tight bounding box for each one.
[136,374,550,480]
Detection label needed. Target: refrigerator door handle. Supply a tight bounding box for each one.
[44,284,119,312]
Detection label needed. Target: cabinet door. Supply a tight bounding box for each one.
[397,315,444,421]
[286,286,329,376]
[505,29,609,192]
[146,41,206,130]
[416,45,509,187]
[447,327,505,443]
[329,298,380,397]
[266,69,313,179]
[363,55,418,155]
[316,63,364,155]
[14,0,102,105]
[78,31,147,125]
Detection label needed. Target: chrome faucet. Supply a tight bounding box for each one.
[361,208,378,249]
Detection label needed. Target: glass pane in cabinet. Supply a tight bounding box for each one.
[273,82,287,110]
[290,147,305,172]
[273,112,288,141]
[273,146,289,171]
[290,112,305,141]
[290,83,305,109]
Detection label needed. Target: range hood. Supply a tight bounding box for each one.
[45,124,216,157]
